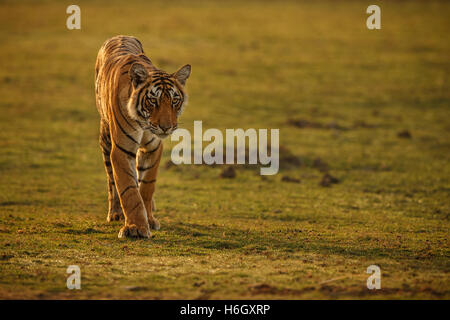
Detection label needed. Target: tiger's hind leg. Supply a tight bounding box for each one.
[99,121,124,222]
[137,136,162,230]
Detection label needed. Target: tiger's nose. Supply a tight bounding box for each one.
[159,124,172,133]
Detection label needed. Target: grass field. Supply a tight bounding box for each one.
[0,0,449,299]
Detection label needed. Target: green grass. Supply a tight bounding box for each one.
[0,0,449,299]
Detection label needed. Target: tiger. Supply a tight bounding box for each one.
[95,35,191,238]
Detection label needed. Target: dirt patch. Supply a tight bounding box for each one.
[319,173,340,187]
[397,130,412,139]
[227,145,302,171]
[123,286,148,292]
[352,120,378,129]
[289,119,379,131]
[195,289,217,300]
[288,119,347,131]
[248,283,315,296]
[279,146,302,170]
[164,145,302,172]
[66,228,104,235]
[288,119,323,129]
[281,175,301,183]
[0,201,34,206]
[193,281,206,288]
[313,157,329,172]
[220,166,236,178]
[0,254,14,261]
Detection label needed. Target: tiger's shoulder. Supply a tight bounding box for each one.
[95,36,154,118]
[95,35,151,78]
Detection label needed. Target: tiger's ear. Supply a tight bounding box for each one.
[173,64,191,86]
[129,63,149,87]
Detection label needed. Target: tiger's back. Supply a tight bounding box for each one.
[95,35,152,121]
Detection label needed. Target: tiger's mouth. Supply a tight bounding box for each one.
[147,127,170,139]
[156,133,169,139]
[145,123,175,140]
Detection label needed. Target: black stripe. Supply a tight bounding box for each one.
[117,104,137,131]
[144,141,161,154]
[120,185,137,197]
[135,87,147,118]
[101,146,111,155]
[100,136,111,145]
[123,60,134,67]
[140,55,151,63]
[136,120,146,130]
[162,91,171,99]
[104,160,111,166]
[123,168,138,185]
[113,112,139,145]
[100,133,111,149]
[153,80,174,87]
[136,86,147,106]
[152,80,165,86]
[140,94,148,111]
[154,87,162,95]
[137,162,156,171]
[144,137,155,146]
[139,179,156,184]
[113,141,136,158]
[135,38,143,49]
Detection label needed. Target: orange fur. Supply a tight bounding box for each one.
[95,35,191,238]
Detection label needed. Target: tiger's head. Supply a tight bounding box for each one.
[127,62,191,139]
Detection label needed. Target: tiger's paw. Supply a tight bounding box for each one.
[118,224,151,239]
[107,211,124,222]
[148,216,160,230]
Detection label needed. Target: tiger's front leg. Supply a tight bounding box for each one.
[137,137,163,231]
[110,142,151,239]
